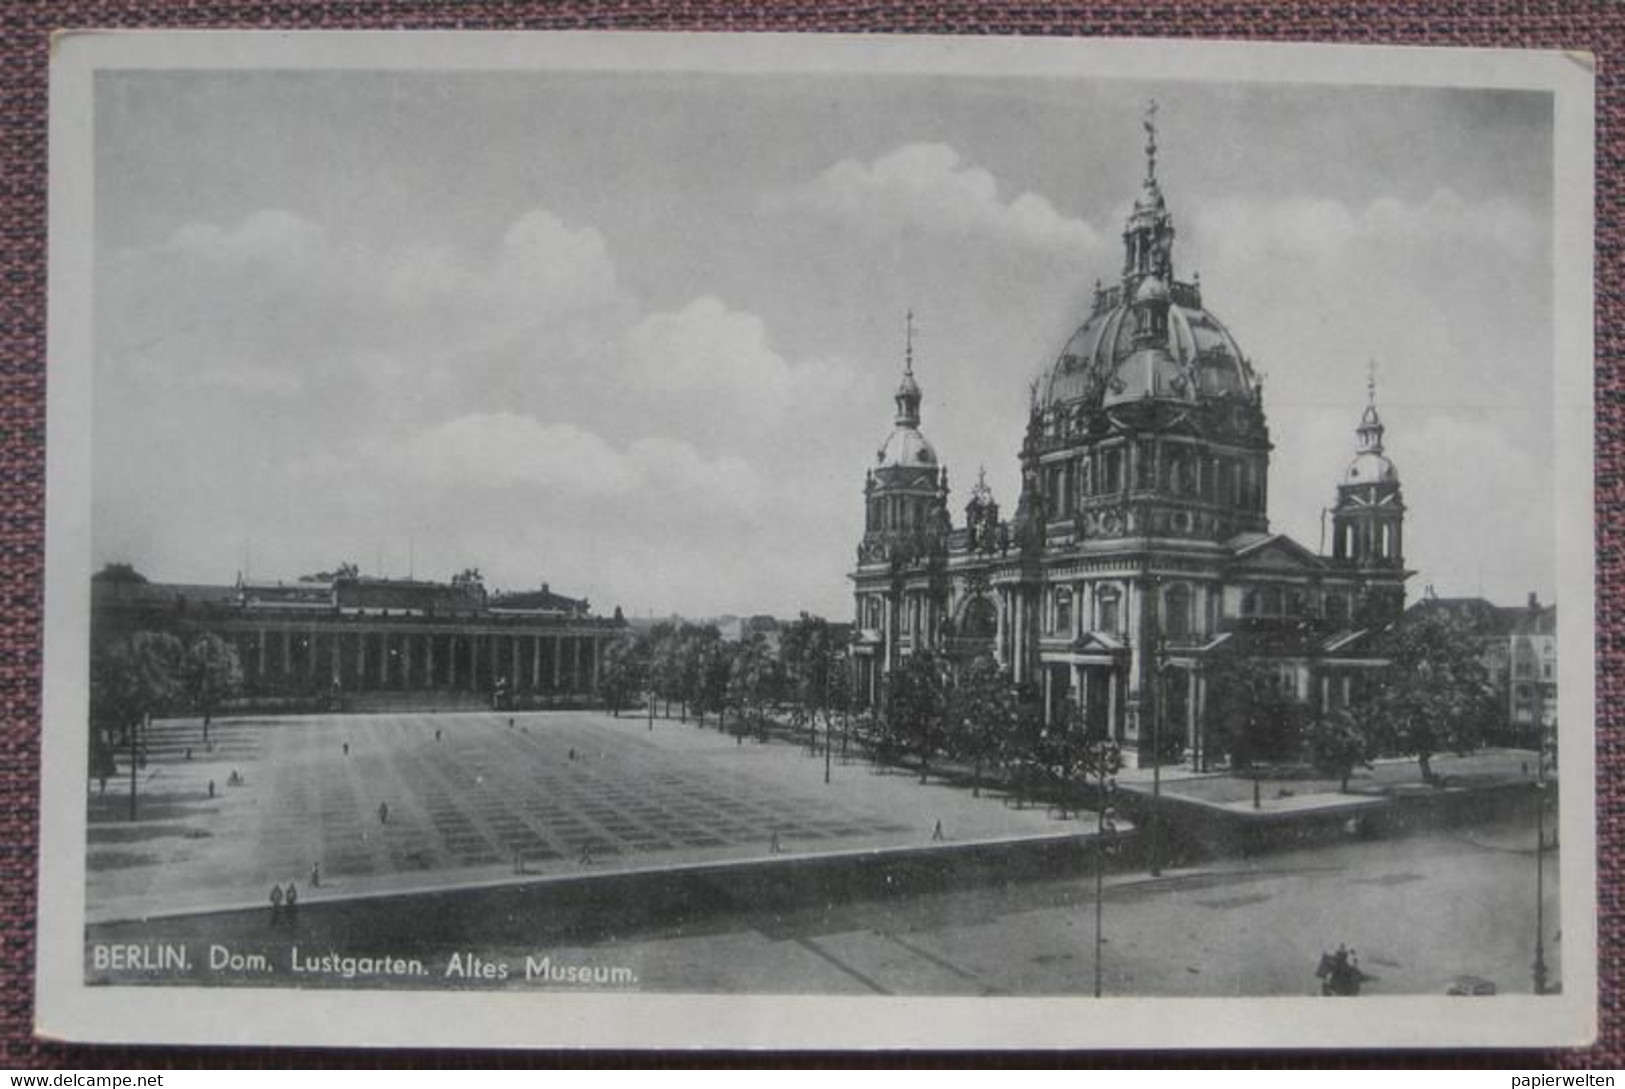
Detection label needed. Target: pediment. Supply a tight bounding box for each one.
[1227,533,1326,574]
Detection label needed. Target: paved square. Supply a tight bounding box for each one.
[87,710,1077,923]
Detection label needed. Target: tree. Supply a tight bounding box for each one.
[691,638,734,730]
[945,655,1016,797]
[646,623,681,718]
[1372,610,1499,783]
[185,632,242,744]
[727,635,781,742]
[89,631,184,819]
[1304,704,1377,792]
[780,614,843,756]
[598,632,648,717]
[887,649,948,782]
[1201,655,1303,768]
[676,624,721,724]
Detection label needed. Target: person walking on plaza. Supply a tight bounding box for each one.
[268,883,283,928]
[310,861,320,888]
[378,801,390,825]
[284,881,299,927]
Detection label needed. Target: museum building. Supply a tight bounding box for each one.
[91,565,622,703]
[849,112,1411,762]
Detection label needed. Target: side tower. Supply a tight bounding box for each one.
[1330,368,1408,621]
[852,313,952,706]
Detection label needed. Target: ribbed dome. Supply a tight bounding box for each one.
[877,427,938,470]
[1041,290,1256,409]
[1344,450,1398,485]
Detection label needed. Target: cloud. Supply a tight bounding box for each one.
[1188,188,1545,270]
[375,411,763,513]
[102,206,621,408]
[625,295,859,431]
[766,143,1103,255]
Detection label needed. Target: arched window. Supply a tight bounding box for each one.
[1324,594,1348,624]
[1053,587,1074,635]
[1163,583,1193,638]
[961,596,996,639]
[1242,589,1260,617]
[1096,587,1121,634]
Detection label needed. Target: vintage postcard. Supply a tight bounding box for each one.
[39,31,1596,1049]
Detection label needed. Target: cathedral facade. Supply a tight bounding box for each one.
[849,113,1410,763]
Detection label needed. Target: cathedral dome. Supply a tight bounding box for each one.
[1041,291,1256,409]
[877,426,938,470]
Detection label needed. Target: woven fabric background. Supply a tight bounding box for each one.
[1,0,1619,1068]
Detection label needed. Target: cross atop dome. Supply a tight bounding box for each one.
[1143,98,1159,183]
[892,308,923,429]
[1359,359,1386,454]
[905,308,915,375]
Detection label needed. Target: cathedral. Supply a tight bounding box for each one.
[849,109,1410,763]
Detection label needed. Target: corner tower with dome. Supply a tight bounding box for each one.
[850,106,1412,764]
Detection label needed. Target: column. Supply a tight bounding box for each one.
[995,588,1007,669]
[256,628,267,682]
[356,631,367,687]
[511,637,520,689]
[590,637,600,690]
[447,636,457,688]
[281,629,292,679]
[1188,669,1200,754]
[426,634,437,689]
[1073,664,1085,724]
[553,636,563,692]
[329,632,341,685]
[1107,670,1119,740]
[470,633,480,691]
[403,634,414,689]
[531,636,541,692]
[1043,666,1053,727]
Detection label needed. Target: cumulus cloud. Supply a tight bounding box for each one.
[766,143,1103,256]
[102,206,621,408]
[1189,188,1545,269]
[625,295,859,431]
[375,411,763,514]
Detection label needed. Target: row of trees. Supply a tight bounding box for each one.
[598,615,851,747]
[89,630,244,814]
[878,609,1500,794]
[1165,609,1500,786]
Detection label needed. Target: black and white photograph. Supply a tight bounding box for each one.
[39,32,1595,1049]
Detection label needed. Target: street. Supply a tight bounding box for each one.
[471,812,1560,998]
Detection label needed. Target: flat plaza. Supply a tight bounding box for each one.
[86,709,1076,924]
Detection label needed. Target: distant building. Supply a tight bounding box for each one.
[1408,591,1557,741]
[849,109,1411,762]
[92,565,621,700]
[718,615,784,651]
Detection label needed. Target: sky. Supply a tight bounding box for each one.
[90,64,1558,620]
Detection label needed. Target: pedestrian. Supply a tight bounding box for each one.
[343,742,349,756]
[932,819,945,842]
[435,728,442,742]
[578,842,593,866]
[513,846,524,875]
[378,801,389,825]
[509,717,514,729]
[268,883,283,928]
[568,747,576,761]
[185,747,192,761]
[770,830,781,854]
[207,780,215,799]
[310,862,320,888]
[284,881,299,926]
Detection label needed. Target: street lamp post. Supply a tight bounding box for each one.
[1534,774,1547,995]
